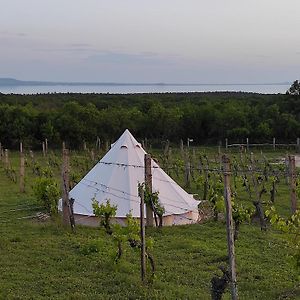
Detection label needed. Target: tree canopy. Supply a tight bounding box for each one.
[0,92,299,149]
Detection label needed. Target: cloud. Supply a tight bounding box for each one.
[68,43,92,48]
[254,54,270,58]
[34,42,100,54]
[0,31,27,37]
[16,33,27,37]
[35,46,98,53]
[85,51,175,66]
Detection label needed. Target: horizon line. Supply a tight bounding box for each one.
[0,77,292,86]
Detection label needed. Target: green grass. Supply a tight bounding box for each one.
[0,148,299,299]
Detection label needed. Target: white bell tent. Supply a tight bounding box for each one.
[68,129,199,226]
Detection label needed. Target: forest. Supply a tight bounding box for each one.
[0,91,299,149]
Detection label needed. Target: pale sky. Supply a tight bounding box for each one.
[1,0,300,83]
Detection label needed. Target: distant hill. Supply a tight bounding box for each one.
[0,78,291,87]
[0,78,25,86]
[0,78,166,87]
[0,78,58,86]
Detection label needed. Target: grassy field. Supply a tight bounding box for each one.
[0,147,299,299]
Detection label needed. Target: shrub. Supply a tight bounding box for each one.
[33,177,60,215]
[92,199,117,234]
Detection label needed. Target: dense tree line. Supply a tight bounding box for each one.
[0,91,299,149]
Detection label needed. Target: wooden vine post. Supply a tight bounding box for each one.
[203,156,209,200]
[96,136,101,151]
[249,164,267,231]
[42,141,46,157]
[105,140,109,152]
[144,153,154,227]
[61,148,75,231]
[222,155,238,300]
[91,149,95,162]
[250,152,254,164]
[285,155,289,184]
[5,149,9,170]
[180,139,184,158]
[139,185,146,282]
[45,138,48,155]
[62,148,70,225]
[184,151,191,188]
[19,142,25,193]
[288,155,297,214]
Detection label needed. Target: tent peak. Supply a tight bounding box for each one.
[113,129,145,152]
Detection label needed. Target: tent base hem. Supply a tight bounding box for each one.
[73,211,199,227]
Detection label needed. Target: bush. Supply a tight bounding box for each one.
[33,177,60,215]
[92,199,117,234]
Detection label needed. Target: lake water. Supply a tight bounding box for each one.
[0,84,290,95]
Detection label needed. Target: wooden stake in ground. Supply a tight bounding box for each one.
[19,142,25,193]
[222,155,238,300]
[90,149,95,162]
[164,140,170,156]
[203,156,209,200]
[42,142,46,157]
[105,140,109,152]
[288,155,297,214]
[4,149,9,170]
[144,153,154,227]
[96,136,101,151]
[139,185,146,282]
[61,148,75,230]
[184,151,191,188]
[180,139,184,158]
[250,152,254,164]
[248,165,267,231]
[45,138,48,155]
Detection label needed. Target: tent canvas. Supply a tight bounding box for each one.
[68,129,199,226]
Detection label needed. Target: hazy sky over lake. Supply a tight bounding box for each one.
[1,0,300,83]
